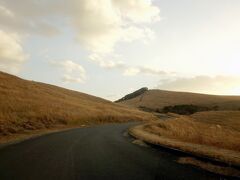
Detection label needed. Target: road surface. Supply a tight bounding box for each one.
[0,123,227,180]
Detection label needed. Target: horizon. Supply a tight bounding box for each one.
[2,70,240,101]
[0,0,240,100]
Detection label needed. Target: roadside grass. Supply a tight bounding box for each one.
[0,71,157,141]
[144,112,240,151]
[191,111,240,132]
[130,111,240,167]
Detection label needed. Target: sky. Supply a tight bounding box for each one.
[0,0,240,100]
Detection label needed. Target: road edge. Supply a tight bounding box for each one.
[129,124,240,168]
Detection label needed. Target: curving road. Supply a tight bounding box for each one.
[0,123,226,180]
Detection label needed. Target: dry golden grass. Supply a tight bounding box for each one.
[145,114,240,151]
[129,111,240,166]
[178,157,240,177]
[192,111,240,132]
[119,89,240,110]
[0,71,157,139]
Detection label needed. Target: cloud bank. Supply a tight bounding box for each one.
[157,76,240,95]
[89,53,168,76]
[0,0,159,53]
[68,0,160,54]
[50,60,86,83]
[0,0,160,76]
[0,30,28,73]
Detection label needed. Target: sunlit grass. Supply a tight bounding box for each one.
[145,111,240,151]
[0,71,157,136]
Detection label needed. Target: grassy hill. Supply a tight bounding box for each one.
[0,72,156,137]
[118,88,240,112]
[191,111,240,132]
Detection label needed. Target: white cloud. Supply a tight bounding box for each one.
[69,0,160,54]
[52,60,85,74]
[123,66,168,76]
[122,27,155,43]
[62,74,84,83]
[90,53,168,76]
[0,0,160,67]
[157,75,240,95]
[0,2,59,36]
[138,66,167,76]
[50,60,86,83]
[90,53,169,77]
[112,0,160,23]
[0,30,28,74]
[0,0,159,51]
[0,0,161,77]
[89,53,125,69]
[123,67,140,76]
[0,4,14,18]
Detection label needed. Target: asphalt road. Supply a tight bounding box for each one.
[0,123,228,180]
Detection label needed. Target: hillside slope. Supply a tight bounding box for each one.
[116,87,148,102]
[118,89,240,111]
[0,72,156,136]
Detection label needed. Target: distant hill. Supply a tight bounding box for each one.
[117,88,240,112]
[0,72,156,136]
[116,87,148,102]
